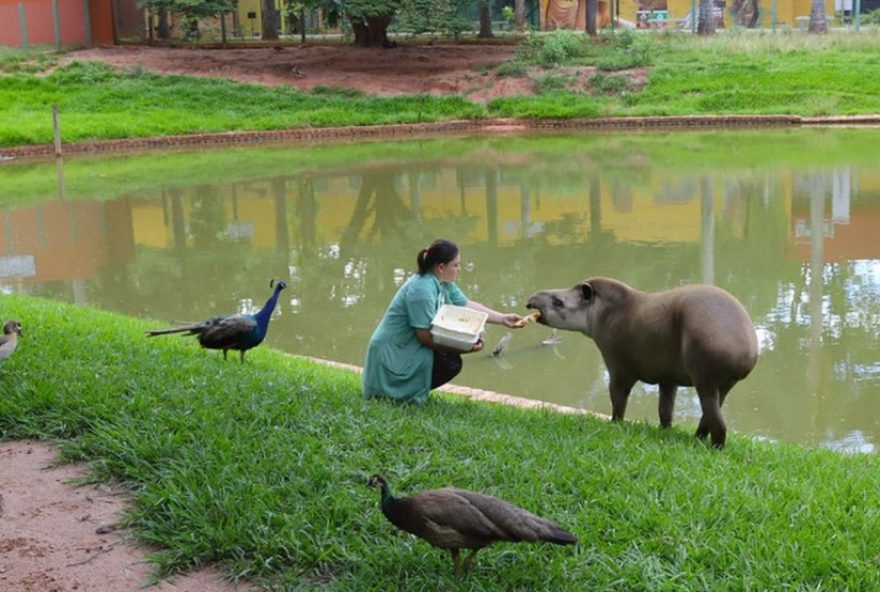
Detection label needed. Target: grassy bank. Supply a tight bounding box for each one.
[2,293,879,590]
[3,31,880,147]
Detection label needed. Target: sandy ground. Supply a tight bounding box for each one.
[0,440,254,592]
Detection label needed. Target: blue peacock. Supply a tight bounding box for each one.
[147,280,286,362]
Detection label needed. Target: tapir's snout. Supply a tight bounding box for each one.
[525,295,548,324]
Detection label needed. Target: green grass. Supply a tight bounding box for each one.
[0,46,61,74]
[0,61,485,146]
[2,293,880,590]
[4,32,880,147]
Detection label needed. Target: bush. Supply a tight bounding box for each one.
[588,72,634,95]
[518,30,587,67]
[595,30,654,71]
[533,73,573,94]
[48,60,117,84]
[862,9,880,25]
[496,61,528,77]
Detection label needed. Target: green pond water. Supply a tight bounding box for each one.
[2,127,880,451]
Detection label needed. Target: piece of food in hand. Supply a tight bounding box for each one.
[513,311,541,328]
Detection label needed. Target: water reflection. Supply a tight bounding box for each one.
[2,129,880,451]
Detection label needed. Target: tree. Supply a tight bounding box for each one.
[698,0,716,35]
[514,0,526,29]
[261,0,279,39]
[478,0,494,38]
[345,0,400,46]
[809,0,828,32]
[586,0,597,36]
[156,7,170,39]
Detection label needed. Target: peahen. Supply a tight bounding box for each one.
[146,280,286,362]
[366,474,577,579]
[0,320,23,361]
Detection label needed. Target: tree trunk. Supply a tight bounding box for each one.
[156,8,169,40]
[585,0,598,36]
[262,0,279,40]
[698,0,716,35]
[479,1,494,38]
[514,0,526,29]
[809,0,827,32]
[350,15,393,47]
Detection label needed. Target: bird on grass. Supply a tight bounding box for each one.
[366,474,577,579]
[0,320,23,361]
[146,280,286,362]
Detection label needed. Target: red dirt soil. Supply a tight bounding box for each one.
[0,440,254,592]
[63,44,537,102]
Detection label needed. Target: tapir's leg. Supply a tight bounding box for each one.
[609,374,636,422]
[695,382,726,448]
[658,383,677,428]
[718,382,734,408]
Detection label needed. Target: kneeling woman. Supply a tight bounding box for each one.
[363,239,525,404]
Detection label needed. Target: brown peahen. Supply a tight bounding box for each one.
[146,280,286,362]
[366,474,578,578]
[0,320,23,361]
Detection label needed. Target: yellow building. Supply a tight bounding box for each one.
[541,0,835,29]
[235,0,293,38]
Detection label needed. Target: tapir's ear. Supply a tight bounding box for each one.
[580,282,594,302]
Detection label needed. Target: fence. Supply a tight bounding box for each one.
[0,0,116,48]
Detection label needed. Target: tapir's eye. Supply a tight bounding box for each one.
[551,296,564,308]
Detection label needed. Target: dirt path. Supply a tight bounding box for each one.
[0,440,253,592]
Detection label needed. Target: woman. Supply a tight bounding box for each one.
[363,239,525,404]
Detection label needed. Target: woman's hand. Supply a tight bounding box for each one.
[470,337,485,352]
[500,313,525,328]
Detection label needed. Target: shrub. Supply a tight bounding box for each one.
[518,30,587,67]
[595,30,655,71]
[496,61,528,77]
[588,72,634,95]
[533,73,573,94]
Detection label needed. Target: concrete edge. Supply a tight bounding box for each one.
[4,113,866,161]
[299,354,611,420]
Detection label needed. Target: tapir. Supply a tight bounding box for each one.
[527,277,758,448]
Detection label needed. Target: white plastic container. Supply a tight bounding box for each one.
[431,304,488,351]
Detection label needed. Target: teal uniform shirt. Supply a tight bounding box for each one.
[363,272,468,404]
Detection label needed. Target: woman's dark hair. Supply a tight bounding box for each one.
[416,239,459,275]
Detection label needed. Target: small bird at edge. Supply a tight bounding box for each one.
[0,320,23,362]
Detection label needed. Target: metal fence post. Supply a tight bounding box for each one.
[53,104,62,157]
[82,0,93,46]
[18,2,29,49]
[52,0,61,49]
[771,0,777,33]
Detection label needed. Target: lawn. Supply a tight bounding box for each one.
[2,293,879,590]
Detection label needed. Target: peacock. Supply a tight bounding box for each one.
[146,280,286,362]
[0,320,23,361]
[366,474,578,579]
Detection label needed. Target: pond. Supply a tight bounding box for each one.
[2,127,880,452]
